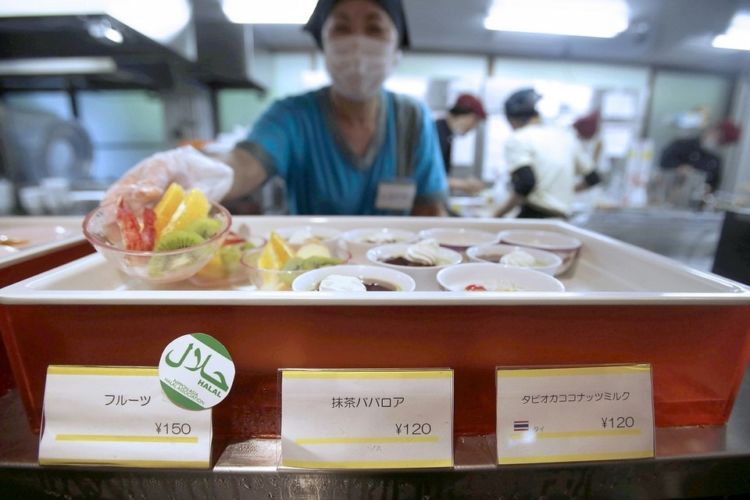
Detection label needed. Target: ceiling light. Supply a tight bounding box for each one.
[107,0,192,43]
[87,19,123,44]
[0,57,117,76]
[712,12,750,51]
[221,0,317,24]
[484,0,630,38]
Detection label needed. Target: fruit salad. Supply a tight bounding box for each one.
[244,232,344,290]
[110,183,229,281]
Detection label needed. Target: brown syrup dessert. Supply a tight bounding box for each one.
[382,256,433,267]
[362,280,396,292]
[479,254,503,263]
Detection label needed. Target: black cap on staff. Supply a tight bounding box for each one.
[303,0,411,49]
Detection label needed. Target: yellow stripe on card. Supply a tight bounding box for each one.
[510,429,641,440]
[56,434,197,444]
[497,365,650,378]
[281,458,452,469]
[295,436,439,445]
[38,458,208,468]
[282,370,452,380]
[498,450,653,465]
[47,366,158,377]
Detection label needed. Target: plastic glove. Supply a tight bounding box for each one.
[101,146,234,222]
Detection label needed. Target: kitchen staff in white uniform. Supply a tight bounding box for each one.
[494,88,601,219]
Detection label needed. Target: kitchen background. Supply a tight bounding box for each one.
[1,0,750,274]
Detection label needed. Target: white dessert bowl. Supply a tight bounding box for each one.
[292,264,416,292]
[417,227,499,252]
[272,225,342,252]
[437,263,565,293]
[366,243,463,291]
[466,243,563,276]
[342,228,417,260]
[497,229,582,275]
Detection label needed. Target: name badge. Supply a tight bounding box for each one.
[375,180,417,211]
[496,365,654,465]
[281,369,454,469]
[39,366,212,468]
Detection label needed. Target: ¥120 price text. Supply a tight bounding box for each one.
[155,422,193,435]
[601,416,635,429]
[395,423,432,435]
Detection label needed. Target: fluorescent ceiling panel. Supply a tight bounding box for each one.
[484,0,630,38]
[222,0,317,24]
[712,12,750,51]
[0,57,117,76]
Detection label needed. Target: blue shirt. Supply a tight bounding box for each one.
[238,88,448,215]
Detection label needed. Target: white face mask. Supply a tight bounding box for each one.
[324,35,399,101]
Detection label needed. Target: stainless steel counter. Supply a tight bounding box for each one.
[1,367,749,498]
[572,208,724,272]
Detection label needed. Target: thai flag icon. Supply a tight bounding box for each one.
[513,420,529,432]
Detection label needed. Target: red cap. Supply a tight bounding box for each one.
[453,94,487,120]
[573,111,600,140]
[718,119,741,145]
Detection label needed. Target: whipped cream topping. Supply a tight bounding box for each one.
[318,274,366,292]
[405,239,442,266]
[364,232,399,244]
[288,228,316,246]
[500,248,536,267]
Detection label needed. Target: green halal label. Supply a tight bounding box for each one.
[159,333,235,410]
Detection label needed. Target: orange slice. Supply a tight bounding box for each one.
[153,183,185,237]
[258,232,294,270]
[161,189,210,235]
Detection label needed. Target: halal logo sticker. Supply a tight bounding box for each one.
[159,333,235,410]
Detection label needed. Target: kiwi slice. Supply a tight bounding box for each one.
[300,255,343,270]
[185,218,223,239]
[148,231,206,278]
[219,244,243,274]
[155,231,205,251]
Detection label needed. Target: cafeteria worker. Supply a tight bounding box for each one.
[103,0,448,217]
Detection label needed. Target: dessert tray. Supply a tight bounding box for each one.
[0,217,86,270]
[2,216,749,439]
[1,216,747,305]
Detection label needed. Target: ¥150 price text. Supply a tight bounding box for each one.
[155,422,192,435]
[601,416,635,429]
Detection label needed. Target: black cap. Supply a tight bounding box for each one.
[303,0,410,49]
[504,88,542,118]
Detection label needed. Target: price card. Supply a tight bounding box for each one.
[281,369,453,469]
[496,365,654,465]
[39,366,211,468]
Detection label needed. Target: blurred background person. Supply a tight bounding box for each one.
[494,88,601,219]
[103,0,448,217]
[435,93,487,195]
[659,118,741,194]
[573,110,603,171]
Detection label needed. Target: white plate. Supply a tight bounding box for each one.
[0,216,85,269]
[1,217,748,305]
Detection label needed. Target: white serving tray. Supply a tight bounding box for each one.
[0,216,86,269]
[1,217,748,306]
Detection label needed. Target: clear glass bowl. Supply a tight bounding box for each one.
[242,247,350,291]
[83,201,232,284]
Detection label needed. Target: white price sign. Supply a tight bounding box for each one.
[496,365,654,465]
[281,369,453,469]
[39,366,212,468]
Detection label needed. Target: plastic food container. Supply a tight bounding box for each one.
[466,243,563,276]
[437,263,565,292]
[498,229,582,275]
[83,202,232,284]
[1,217,750,443]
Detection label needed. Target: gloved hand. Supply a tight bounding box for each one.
[101,146,234,222]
